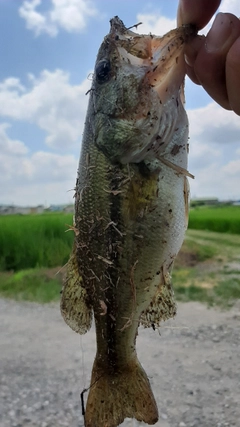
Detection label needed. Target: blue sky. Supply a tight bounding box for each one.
[0,0,239,206]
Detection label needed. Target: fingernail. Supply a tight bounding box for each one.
[206,13,234,52]
[184,54,193,66]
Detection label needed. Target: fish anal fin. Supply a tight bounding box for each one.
[85,358,158,427]
[140,271,177,327]
[60,249,92,334]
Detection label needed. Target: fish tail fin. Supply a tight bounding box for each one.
[85,357,158,427]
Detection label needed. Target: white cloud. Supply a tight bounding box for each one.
[219,0,239,14]
[199,0,239,35]
[0,77,25,93]
[188,103,240,145]
[25,151,77,182]
[19,0,98,37]
[19,0,57,36]
[0,123,29,183]
[0,123,28,156]
[136,13,176,36]
[137,1,240,38]
[2,98,239,204]
[189,158,240,200]
[222,159,240,176]
[0,124,78,205]
[187,103,240,200]
[188,141,221,171]
[0,70,91,150]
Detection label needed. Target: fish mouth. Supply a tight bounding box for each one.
[110,16,196,104]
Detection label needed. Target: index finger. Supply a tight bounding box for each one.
[177,0,221,30]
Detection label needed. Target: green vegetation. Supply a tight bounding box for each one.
[0,268,62,303]
[1,206,240,272]
[174,278,240,308]
[0,208,240,307]
[188,205,240,234]
[173,229,240,308]
[0,213,74,271]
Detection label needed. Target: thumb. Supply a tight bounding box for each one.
[177,0,221,30]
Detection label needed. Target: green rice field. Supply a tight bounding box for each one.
[0,206,240,306]
[188,205,240,234]
[0,213,73,271]
[0,205,239,272]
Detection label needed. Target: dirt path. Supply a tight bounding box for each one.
[1,298,240,427]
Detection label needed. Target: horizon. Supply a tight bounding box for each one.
[0,0,240,205]
[2,197,240,210]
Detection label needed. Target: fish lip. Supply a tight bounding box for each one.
[109,15,196,40]
[108,19,197,104]
[109,16,127,35]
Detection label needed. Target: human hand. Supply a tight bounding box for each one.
[177,0,240,115]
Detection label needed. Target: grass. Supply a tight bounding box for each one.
[0,208,240,307]
[188,205,240,234]
[1,228,240,308]
[174,279,240,308]
[0,213,74,271]
[174,284,211,305]
[0,268,62,303]
[1,206,240,272]
[173,229,240,308]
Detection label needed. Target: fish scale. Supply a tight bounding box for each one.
[61,16,196,427]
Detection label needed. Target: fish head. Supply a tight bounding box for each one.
[91,16,196,164]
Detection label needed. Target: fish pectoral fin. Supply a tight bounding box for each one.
[140,271,177,327]
[60,248,92,334]
[85,357,158,427]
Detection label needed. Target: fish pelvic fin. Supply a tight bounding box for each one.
[140,270,177,328]
[85,357,158,427]
[60,248,92,334]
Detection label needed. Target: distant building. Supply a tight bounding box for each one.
[190,197,219,207]
[47,205,64,212]
[63,205,74,213]
[0,205,44,215]
[47,204,73,213]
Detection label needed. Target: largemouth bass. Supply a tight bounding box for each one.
[61,16,195,427]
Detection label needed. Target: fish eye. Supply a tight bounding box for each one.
[95,59,111,83]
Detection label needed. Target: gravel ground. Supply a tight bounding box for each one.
[1,298,240,427]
